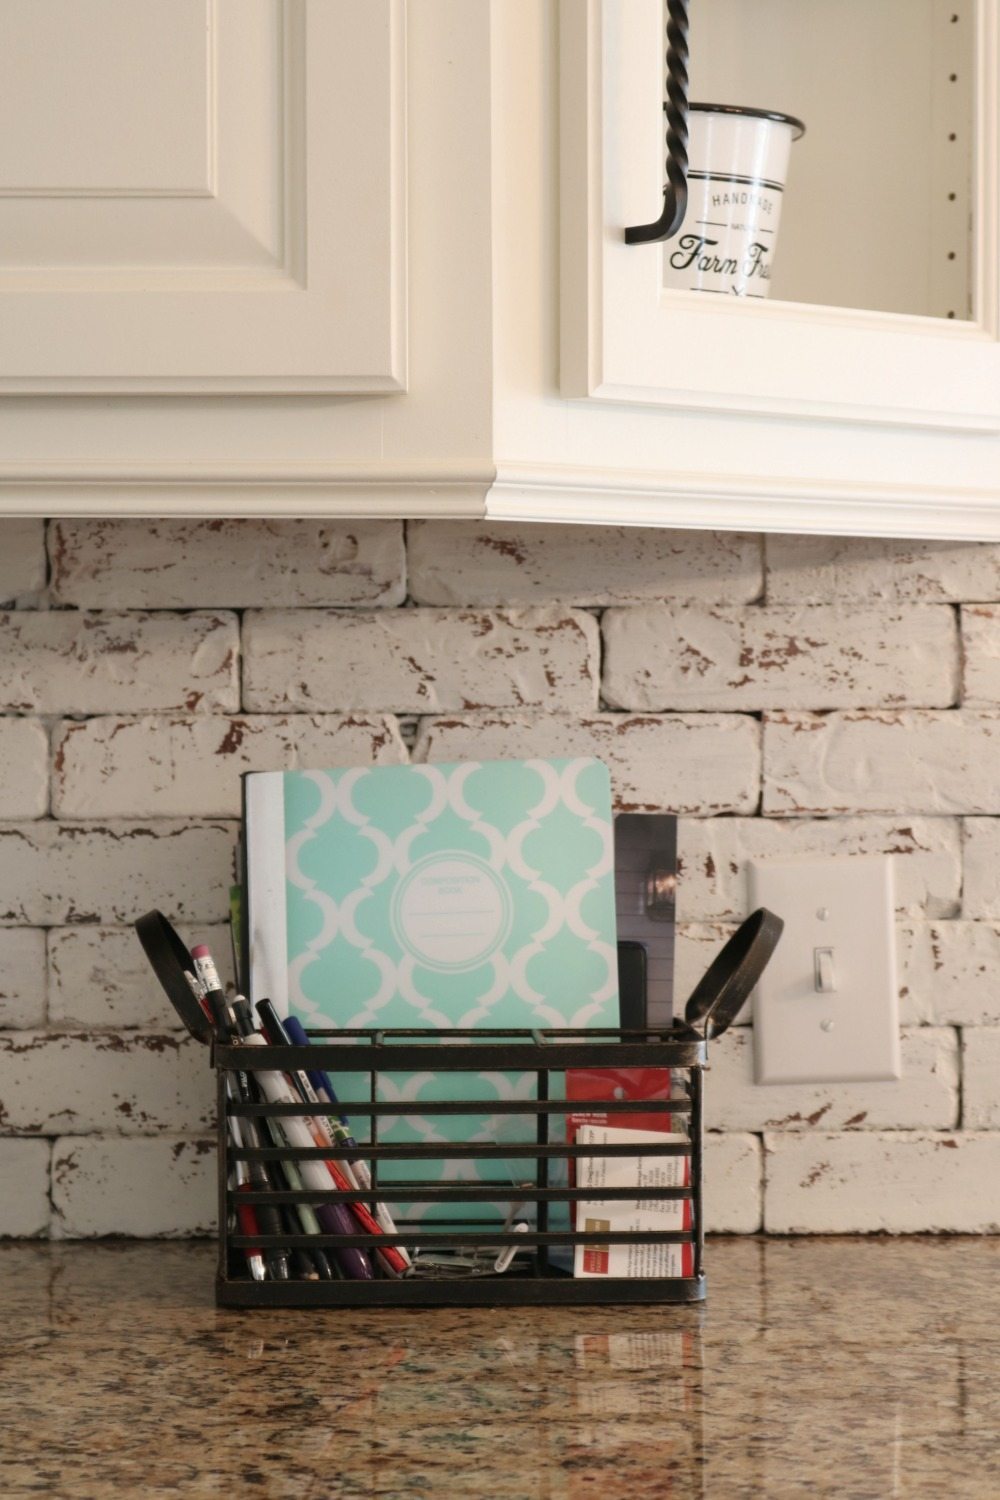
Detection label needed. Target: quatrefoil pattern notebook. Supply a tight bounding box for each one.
[243,758,620,1219]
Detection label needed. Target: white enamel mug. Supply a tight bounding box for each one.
[663,104,805,299]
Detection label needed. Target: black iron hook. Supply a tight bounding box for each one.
[625,0,691,245]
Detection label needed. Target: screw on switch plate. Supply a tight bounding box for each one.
[748,855,901,1085]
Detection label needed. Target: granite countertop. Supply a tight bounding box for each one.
[3,1236,1000,1499]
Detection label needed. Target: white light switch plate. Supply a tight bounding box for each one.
[748,855,901,1085]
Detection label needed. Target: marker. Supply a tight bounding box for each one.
[281,1012,411,1269]
[226,1000,334,1278]
[256,1002,409,1274]
[215,1002,290,1283]
[241,1034,374,1281]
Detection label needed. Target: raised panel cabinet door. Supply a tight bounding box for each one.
[0,0,406,392]
[560,0,1000,433]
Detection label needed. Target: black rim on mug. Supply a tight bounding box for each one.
[689,103,806,141]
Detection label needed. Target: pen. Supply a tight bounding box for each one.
[227,1001,334,1279]
[281,1210,320,1281]
[232,1158,266,1282]
[256,1002,409,1275]
[265,1131,336,1280]
[282,1013,410,1268]
[241,1034,374,1281]
[212,994,290,1283]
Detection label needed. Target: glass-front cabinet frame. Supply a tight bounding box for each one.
[560,0,1000,433]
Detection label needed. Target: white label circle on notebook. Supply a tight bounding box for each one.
[391,852,513,971]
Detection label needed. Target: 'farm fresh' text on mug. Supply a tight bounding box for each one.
[661,104,804,300]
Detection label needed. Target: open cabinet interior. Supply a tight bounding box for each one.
[682,0,975,320]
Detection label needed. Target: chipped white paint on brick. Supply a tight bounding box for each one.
[414,712,760,814]
[52,713,407,818]
[0,519,46,604]
[764,1131,1000,1233]
[709,1028,958,1132]
[0,928,46,1027]
[49,924,233,1030]
[898,922,1000,1025]
[0,1139,51,1236]
[963,819,1000,918]
[766,534,1000,603]
[244,607,599,713]
[409,523,763,606]
[51,1135,215,1237]
[0,821,237,926]
[764,711,1000,815]
[962,1029,1000,1128]
[0,718,48,818]
[0,610,239,714]
[603,605,957,712]
[705,1133,762,1233]
[961,605,1000,705]
[0,1032,213,1134]
[677,817,961,921]
[50,519,406,608]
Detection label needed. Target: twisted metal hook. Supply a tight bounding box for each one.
[625,0,690,244]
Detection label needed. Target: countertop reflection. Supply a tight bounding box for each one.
[3,1237,1000,1498]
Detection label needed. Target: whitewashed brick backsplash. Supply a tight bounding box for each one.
[0,520,45,605]
[0,717,48,818]
[243,606,600,713]
[52,713,407,818]
[414,711,761,814]
[603,604,958,711]
[0,609,239,715]
[3,517,1000,1238]
[50,519,406,608]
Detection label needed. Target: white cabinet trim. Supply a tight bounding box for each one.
[485,462,1000,540]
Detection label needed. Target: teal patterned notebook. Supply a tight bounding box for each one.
[243,758,620,1221]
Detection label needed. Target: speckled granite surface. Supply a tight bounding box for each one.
[3,1237,1000,1498]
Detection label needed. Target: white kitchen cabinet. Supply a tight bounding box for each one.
[0,0,405,392]
[5,0,1000,538]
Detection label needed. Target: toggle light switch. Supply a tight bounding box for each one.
[814,947,836,993]
[748,855,901,1085]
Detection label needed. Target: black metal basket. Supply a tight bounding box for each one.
[137,903,782,1309]
[215,1025,708,1308]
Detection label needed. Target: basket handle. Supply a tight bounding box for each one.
[684,908,784,1039]
[135,909,215,1044]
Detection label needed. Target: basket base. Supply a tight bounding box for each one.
[215,1272,707,1308]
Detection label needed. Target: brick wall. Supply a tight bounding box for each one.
[1,516,999,1237]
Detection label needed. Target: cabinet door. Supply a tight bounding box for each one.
[561,0,1000,432]
[0,0,405,392]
